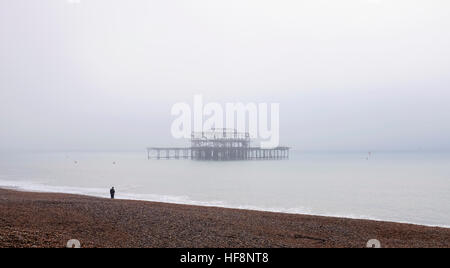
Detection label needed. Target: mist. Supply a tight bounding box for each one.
[1,0,449,152]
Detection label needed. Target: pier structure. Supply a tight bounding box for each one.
[147,129,289,161]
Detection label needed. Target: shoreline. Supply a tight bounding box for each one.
[1,185,449,229]
[0,188,449,248]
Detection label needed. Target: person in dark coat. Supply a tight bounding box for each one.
[110,187,115,199]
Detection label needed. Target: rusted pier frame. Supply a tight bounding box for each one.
[247,147,290,160]
[147,147,290,161]
[147,147,192,160]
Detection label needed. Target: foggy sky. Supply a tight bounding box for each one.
[1,0,450,152]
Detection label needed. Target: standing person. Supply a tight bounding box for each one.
[110,187,115,199]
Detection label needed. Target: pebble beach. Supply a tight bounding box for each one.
[0,188,449,248]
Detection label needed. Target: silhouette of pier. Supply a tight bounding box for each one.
[147,129,290,161]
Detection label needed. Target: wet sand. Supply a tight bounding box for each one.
[0,188,449,248]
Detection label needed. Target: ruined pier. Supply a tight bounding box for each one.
[147,129,290,161]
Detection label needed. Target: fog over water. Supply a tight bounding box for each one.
[1,0,450,152]
[1,1,450,227]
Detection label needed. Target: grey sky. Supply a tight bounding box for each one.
[1,0,449,152]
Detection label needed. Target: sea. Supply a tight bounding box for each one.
[0,151,449,227]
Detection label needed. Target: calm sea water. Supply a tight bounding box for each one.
[0,151,449,227]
